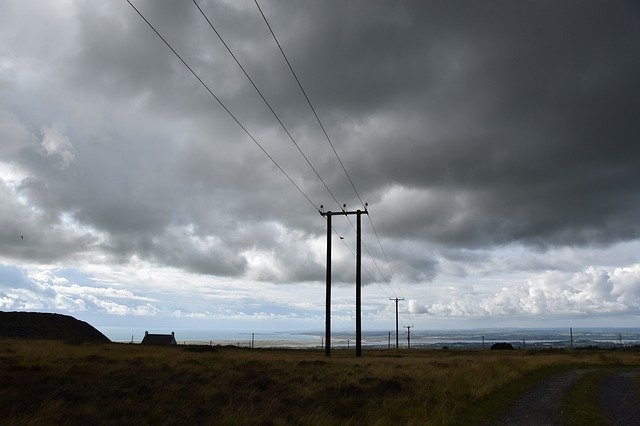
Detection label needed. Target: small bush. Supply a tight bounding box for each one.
[490,342,514,350]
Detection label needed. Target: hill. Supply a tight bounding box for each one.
[0,311,110,343]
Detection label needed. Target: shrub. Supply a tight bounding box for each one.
[490,342,514,350]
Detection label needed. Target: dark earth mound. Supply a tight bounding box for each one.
[0,311,110,343]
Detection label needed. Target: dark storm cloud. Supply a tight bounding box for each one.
[1,0,639,284]
[276,0,640,248]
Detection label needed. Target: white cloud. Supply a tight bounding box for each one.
[409,265,640,318]
[41,123,75,168]
[85,295,159,316]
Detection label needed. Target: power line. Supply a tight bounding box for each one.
[129,0,400,310]
[254,0,365,208]
[367,217,405,299]
[255,0,405,300]
[330,219,392,299]
[192,0,343,210]
[125,0,318,211]
[193,0,398,300]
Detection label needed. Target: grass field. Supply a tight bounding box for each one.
[1,339,639,424]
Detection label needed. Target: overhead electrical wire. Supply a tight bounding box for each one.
[128,0,403,305]
[125,0,318,212]
[254,0,365,208]
[192,0,398,298]
[191,0,344,211]
[254,0,407,300]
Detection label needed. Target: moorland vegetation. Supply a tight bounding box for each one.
[2,339,639,424]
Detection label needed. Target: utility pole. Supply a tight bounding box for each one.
[324,212,331,357]
[388,331,391,349]
[320,205,368,357]
[482,335,485,350]
[251,333,255,349]
[355,210,362,357]
[570,327,573,350]
[405,325,413,349]
[390,297,404,349]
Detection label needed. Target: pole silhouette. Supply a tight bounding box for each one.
[321,206,368,357]
[325,213,331,356]
[405,325,413,349]
[390,297,404,349]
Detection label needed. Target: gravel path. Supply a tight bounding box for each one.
[496,369,589,426]
[598,369,640,426]
[496,368,640,426]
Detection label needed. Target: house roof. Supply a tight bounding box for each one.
[141,331,176,345]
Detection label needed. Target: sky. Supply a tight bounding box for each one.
[1,0,640,339]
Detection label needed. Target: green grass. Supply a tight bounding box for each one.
[563,369,607,426]
[2,340,640,424]
[453,364,572,425]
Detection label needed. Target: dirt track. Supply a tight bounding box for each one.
[497,368,640,425]
[598,370,640,425]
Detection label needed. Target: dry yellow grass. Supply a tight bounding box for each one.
[2,339,639,424]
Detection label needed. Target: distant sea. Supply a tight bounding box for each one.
[97,326,640,349]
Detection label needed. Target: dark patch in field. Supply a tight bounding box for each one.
[181,345,218,353]
[82,354,117,364]
[7,364,42,372]
[297,360,327,367]
[126,357,145,367]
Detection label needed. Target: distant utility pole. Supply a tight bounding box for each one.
[251,333,255,349]
[388,331,391,349]
[320,205,368,357]
[482,336,485,350]
[570,327,573,350]
[405,325,413,349]
[390,297,405,349]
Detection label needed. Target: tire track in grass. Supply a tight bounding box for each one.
[496,369,589,425]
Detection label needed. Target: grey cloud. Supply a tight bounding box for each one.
[1,0,639,285]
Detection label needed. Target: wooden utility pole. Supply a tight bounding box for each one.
[405,325,413,349]
[390,297,404,349]
[320,205,368,357]
[324,212,332,357]
[570,327,573,350]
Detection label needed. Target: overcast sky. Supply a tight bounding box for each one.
[1,0,639,339]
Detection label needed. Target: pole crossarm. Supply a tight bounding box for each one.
[320,210,368,217]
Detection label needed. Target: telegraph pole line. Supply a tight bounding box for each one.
[320,205,368,357]
[390,297,404,349]
[405,325,413,349]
